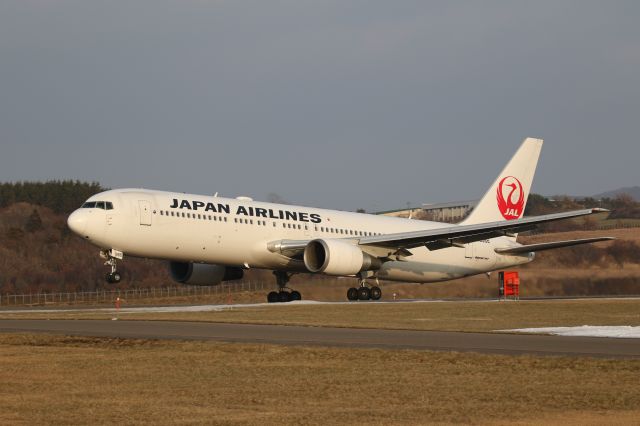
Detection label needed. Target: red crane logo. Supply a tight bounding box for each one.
[496,176,525,220]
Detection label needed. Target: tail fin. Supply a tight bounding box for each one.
[462,137,543,225]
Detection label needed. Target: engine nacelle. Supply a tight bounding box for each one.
[303,239,380,276]
[169,262,244,286]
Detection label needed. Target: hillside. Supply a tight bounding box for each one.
[0,203,171,294]
[593,186,640,201]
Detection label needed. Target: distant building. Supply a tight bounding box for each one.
[420,200,477,223]
[378,200,477,223]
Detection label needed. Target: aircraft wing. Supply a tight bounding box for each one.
[494,237,615,255]
[358,208,609,251]
[268,208,609,258]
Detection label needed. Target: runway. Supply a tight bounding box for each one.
[1,319,639,358]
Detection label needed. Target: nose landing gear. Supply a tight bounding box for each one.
[101,249,123,284]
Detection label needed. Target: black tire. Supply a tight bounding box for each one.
[370,286,382,301]
[278,291,291,303]
[111,272,122,283]
[290,291,302,301]
[105,273,113,284]
[347,287,359,301]
[267,291,279,303]
[357,287,371,301]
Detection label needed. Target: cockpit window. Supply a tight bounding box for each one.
[82,201,114,210]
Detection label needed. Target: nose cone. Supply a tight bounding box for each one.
[67,210,88,236]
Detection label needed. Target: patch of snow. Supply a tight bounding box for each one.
[501,326,640,339]
[0,299,450,314]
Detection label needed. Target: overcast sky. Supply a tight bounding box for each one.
[1,1,638,211]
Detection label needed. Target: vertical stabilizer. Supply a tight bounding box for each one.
[461,138,543,225]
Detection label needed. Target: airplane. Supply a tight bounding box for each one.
[67,138,613,302]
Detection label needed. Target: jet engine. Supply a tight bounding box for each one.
[169,262,244,286]
[303,239,380,276]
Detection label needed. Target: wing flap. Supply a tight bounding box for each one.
[495,237,615,255]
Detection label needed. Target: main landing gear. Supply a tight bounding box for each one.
[267,271,302,303]
[101,249,122,284]
[347,275,382,301]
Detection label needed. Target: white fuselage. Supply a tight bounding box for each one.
[68,188,532,283]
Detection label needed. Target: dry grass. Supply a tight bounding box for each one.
[1,333,639,425]
[2,299,639,333]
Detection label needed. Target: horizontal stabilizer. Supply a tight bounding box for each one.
[494,237,615,255]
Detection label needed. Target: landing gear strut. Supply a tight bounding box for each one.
[347,274,381,301]
[101,249,122,284]
[267,271,301,303]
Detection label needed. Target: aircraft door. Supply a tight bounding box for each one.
[139,200,152,226]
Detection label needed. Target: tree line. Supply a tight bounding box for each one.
[525,193,640,218]
[0,181,105,214]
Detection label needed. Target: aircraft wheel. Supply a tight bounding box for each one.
[370,286,382,301]
[357,287,371,301]
[290,290,302,301]
[278,291,291,303]
[106,272,122,284]
[347,287,359,301]
[267,291,279,303]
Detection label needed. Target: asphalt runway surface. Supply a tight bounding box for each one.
[1,319,639,358]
